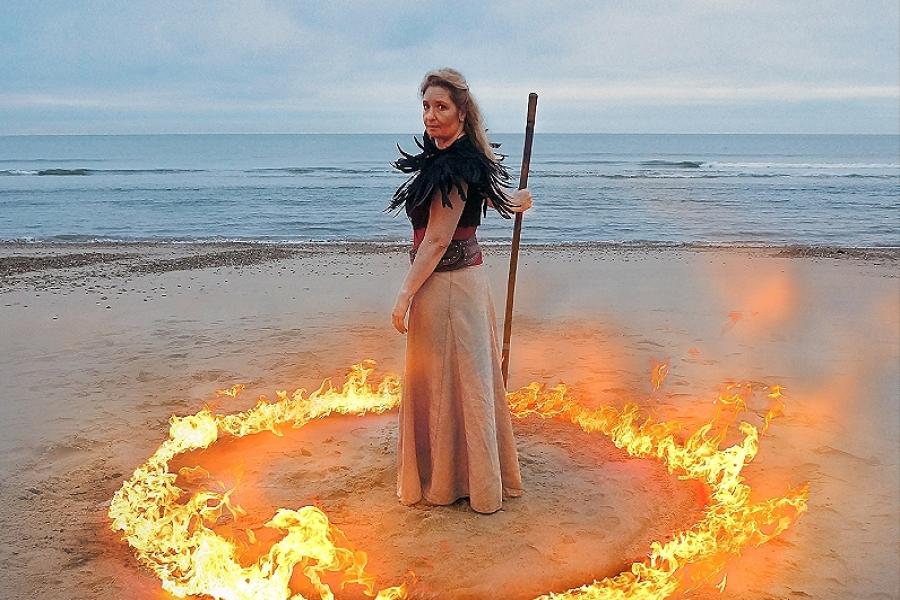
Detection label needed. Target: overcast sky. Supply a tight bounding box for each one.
[2,1,898,134]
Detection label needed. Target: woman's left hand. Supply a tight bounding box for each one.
[510,188,533,213]
[392,291,412,334]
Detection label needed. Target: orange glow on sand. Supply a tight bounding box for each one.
[708,261,797,337]
[109,361,808,600]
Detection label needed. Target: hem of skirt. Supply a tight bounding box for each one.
[503,487,524,498]
[425,493,498,514]
[398,488,523,515]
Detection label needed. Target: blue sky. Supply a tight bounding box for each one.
[2,1,898,134]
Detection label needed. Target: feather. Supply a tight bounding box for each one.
[387,131,514,229]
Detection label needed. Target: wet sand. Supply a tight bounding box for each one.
[0,242,897,599]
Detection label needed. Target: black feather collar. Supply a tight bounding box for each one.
[388,131,514,227]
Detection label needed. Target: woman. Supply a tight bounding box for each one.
[389,68,533,514]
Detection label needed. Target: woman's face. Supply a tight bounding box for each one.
[422,85,464,146]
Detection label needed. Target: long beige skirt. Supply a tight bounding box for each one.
[397,264,523,514]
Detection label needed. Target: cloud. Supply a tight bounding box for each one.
[0,1,897,133]
[479,82,899,104]
[2,82,894,112]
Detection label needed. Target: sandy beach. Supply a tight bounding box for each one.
[0,242,897,599]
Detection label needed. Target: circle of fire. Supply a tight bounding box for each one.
[109,360,808,599]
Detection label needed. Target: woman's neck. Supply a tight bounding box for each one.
[433,129,465,150]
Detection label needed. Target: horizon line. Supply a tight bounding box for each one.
[1,131,898,137]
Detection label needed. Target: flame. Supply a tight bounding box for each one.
[218,384,246,399]
[110,360,808,599]
[650,360,669,391]
[507,381,808,598]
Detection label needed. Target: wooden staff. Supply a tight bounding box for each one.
[501,92,538,387]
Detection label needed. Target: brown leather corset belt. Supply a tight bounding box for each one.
[408,236,482,272]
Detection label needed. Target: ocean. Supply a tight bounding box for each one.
[0,133,897,247]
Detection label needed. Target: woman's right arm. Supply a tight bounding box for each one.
[391,188,466,334]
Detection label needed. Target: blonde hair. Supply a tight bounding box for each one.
[419,68,499,162]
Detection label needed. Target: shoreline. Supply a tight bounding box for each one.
[2,241,897,284]
[4,239,899,251]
